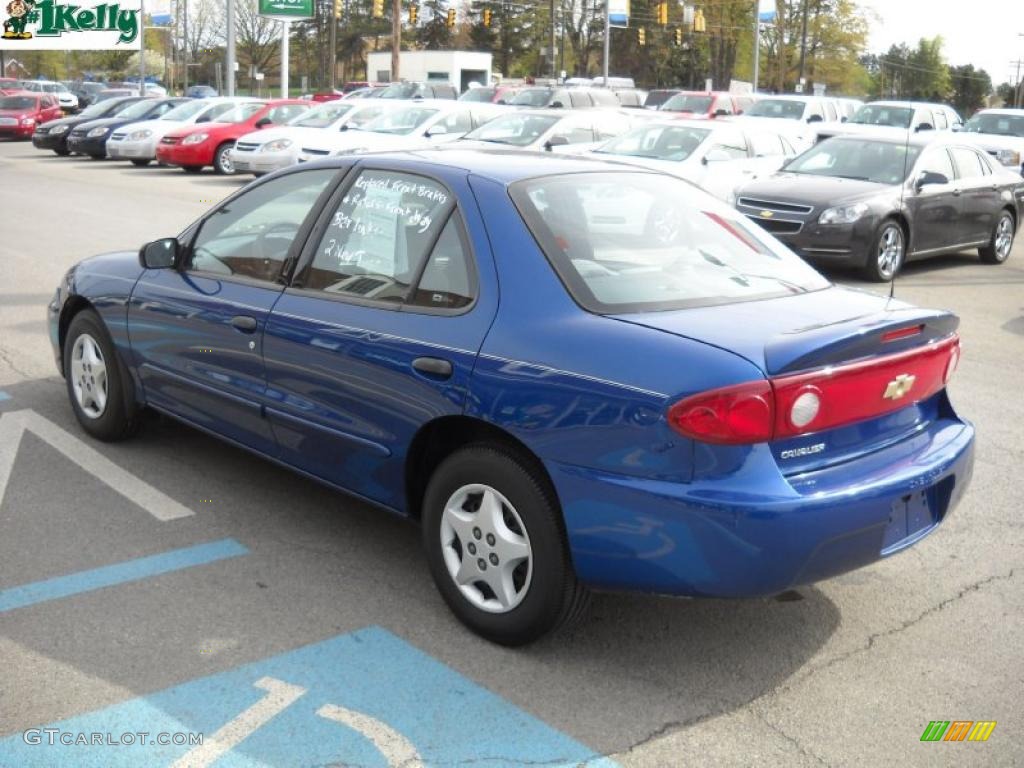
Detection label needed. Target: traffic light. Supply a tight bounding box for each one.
[372,0,383,17]
[482,8,492,27]
[674,27,683,46]
[637,27,645,45]
[409,3,418,23]
[446,8,456,27]
[657,2,668,26]
[693,7,706,32]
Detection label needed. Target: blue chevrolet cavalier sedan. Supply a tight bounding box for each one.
[49,150,975,645]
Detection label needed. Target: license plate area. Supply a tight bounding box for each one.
[881,489,935,553]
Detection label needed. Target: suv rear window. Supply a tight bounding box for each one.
[510,172,829,312]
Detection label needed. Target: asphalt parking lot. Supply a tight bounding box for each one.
[1,139,1022,767]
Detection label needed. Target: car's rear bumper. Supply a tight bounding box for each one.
[548,410,974,597]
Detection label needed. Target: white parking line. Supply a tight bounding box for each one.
[318,703,425,768]
[0,409,193,521]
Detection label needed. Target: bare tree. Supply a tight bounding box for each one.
[236,0,281,79]
[183,0,225,64]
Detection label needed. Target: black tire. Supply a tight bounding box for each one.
[53,148,70,156]
[130,159,150,167]
[88,153,104,161]
[182,165,203,173]
[979,210,1015,264]
[862,218,906,282]
[63,310,140,442]
[213,142,235,175]
[422,443,589,646]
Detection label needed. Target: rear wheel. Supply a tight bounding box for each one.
[862,219,905,282]
[979,210,1014,264]
[130,159,150,167]
[213,142,235,175]
[422,444,589,646]
[63,310,139,441]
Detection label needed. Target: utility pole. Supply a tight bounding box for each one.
[329,0,338,89]
[391,0,400,82]
[226,0,236,96]
[182,0,189,92]
[751,0,759,92]
[1013,59,1024,108]
[139,0,146,96]
[601,0,610,84]
[549,0,555,79]
[797,0,808,87]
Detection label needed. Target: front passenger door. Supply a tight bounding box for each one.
[128,168,337,454]
[908,147,962,253]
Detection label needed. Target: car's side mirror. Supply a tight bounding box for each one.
[840,116,848,123]
[702,148,731,165]
[807,114,823,123]
[339,123,350,131]
[915,123,933,132]
[255,116,272,128]
[550,101,565,108]
[713,108,728,117]
[139,237,179,269]
[951,124,962,132]
[545,135,570,151]
[915,170,949,190]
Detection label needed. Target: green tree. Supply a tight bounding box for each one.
[466,0,537,77]
[416,0,455,50]
[948,64,991,117]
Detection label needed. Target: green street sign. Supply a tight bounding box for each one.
[258,0,314,18]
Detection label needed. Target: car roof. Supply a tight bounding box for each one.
[307,148,660,185]
[975,108,1024,115]
[866,100,952,110]
[822,132,976,149]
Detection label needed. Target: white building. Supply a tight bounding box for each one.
[366,51,492,92]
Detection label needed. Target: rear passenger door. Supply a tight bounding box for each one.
[260,164,499,510]
[949,146,999,242]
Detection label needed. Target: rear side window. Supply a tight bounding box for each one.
[823,101,837,122]
[510,172,829,313]
[932,110,948,130]
[407,215,475,310]
[708,129,748,159]
[591,89,619,107]
[303,170,456,304]
[950,147,989,179]
[569,91,592,108]
[748,131,786,157]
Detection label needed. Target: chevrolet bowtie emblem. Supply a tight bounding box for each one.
[883,373,916,400]
[760,210,774,218]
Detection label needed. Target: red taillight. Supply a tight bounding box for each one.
[881,324,924,342]
[668,335,960,445]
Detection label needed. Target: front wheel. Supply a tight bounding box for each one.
[63,310,139,441]
[979,211,1015,264]
[213,142,235,175]
[862,219,905,282]
[422,444,589,646]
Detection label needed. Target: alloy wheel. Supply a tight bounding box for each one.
[439,484,533,614]
[995,215,1014,261]
[70,333,108,419]
[877,224,904,279]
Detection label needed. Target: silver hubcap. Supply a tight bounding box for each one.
[877,225,903,278]
[440,484,533,614]
[70,333,108,419]
[219,146,234,173]
[995,215,1013,260]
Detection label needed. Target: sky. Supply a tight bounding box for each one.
[857,0,1024,86]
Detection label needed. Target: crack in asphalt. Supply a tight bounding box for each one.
[0,345,34,381]
[753,710,833,768]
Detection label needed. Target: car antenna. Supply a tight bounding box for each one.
[890,115,913,303]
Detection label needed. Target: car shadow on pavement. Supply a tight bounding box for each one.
[0,378,841,755]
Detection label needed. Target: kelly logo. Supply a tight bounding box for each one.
[2,0,138,43]
[920,720,997,742]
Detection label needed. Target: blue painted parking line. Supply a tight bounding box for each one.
[0,626,618,768]
[0,538,248,614]
[0,390,10,401]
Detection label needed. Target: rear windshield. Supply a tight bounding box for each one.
[745,99,807,119]
[660,94,713,113]
[510,172,829,312]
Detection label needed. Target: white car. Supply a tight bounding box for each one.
[453,109,634,153]
[584,119,798,202]
[106,97,256,165]
[733,95,842,149]
[23,81,78,112]
[297,100,507,160]
[231,99,404,176]
[959,108,1024,176]
[814,100,964,142]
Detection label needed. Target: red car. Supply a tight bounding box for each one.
[659,90,756,119]
[155,99,309,174]
[0,92,63,139]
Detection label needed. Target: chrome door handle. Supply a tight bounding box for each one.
[412,357,453,379]
[230,315,258,333]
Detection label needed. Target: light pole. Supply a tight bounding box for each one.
[751,0,759,92]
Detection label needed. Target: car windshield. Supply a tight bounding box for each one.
[363,106,439,134]
[745,99,807,119]
[459,87,496,102]
[79,100,117,117]
[378,83,420,99]
[160,100,212,121]
[964,113,1024,137]
[597,124,711,161]
[0,96,36,109]
[660,94,713,113]
[509,88,553,107]
[784,137,922,184]
[293,102,353,127]
[113,100,155,118]
[215,103,267,123]
[463,113,560,146]
[848,105,914,128]
[511,172,829,312]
